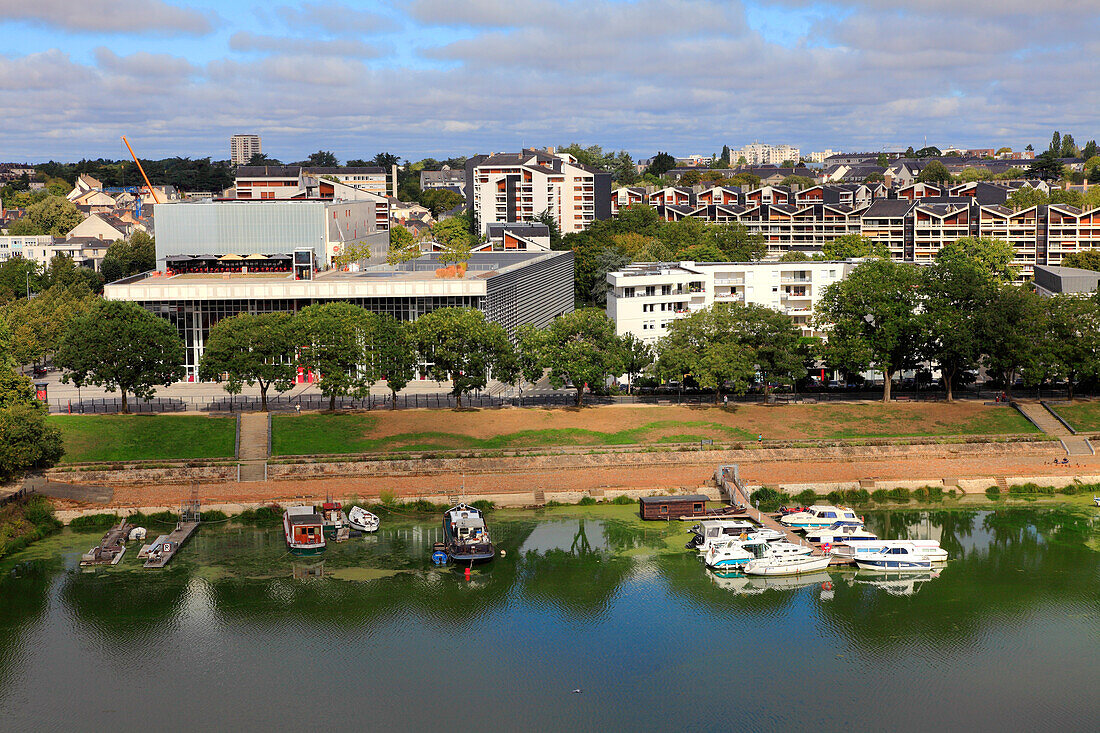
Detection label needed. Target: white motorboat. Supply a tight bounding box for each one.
[687,519,758,553]
[853,545,933,572]
[830,539,948,563]
[804,521,879,545]
[747,528,786,543]
[779,505,862,530]
[704,538,768,569]
[348,506,380,532]
[743,553,831,576]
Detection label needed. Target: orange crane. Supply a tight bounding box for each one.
[121,135,161,205]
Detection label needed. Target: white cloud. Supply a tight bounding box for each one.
[0,0,214,36]
[229,32,382,58]
[275,2,394,36]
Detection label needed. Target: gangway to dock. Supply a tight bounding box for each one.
[143,490,201,569]
[715,465,823,558]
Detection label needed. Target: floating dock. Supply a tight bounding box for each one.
[80,519,133,567]
[142,491,202,569]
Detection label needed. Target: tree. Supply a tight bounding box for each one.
[246,153,280,166]
[864,172,885,183]
[914,146,941,159]
[374,315,417,409]
[656,305,755,404]
[612,151,639,185]
[1049,131,1062,154]
[1049,189,1084,207]
[905,146,916,157]
[1028,151,1065,181]
[1,281,98,369]
[101,231,156,281]
[432,214,475,268]
[19,196,83,236]
[778,250,811,262]
[816,259,924,402]
[619,334,653,394]
[1060,251,1100,271]
[822,234,887,260]
[0,402,63,481]
[920,256,995,400]
[590,248,631,305]
[520,309,624,406]
[1043,295,1100,398]
[420,188,463,217]
[680,170,701,186]
[385,225,421,266]
[1082,141,1099,160]
[936,236,1016,283]
[958,167,992,182]
[1006,186,1048,211]
[720,145,731,165]
[1059,134,1078,158]
[56,300,185,413]
[307,151,339,167]
[371,152,401,170]
[781,175,815,188]
[534,209,562,249]
[877,153,889,168]
[294,302,374,411]
[979,284,1045,395]
[917,161,951,184]
[414,307,515,409]
[0,258,44,301]
[198,313,296,411]
[645,152,676,177]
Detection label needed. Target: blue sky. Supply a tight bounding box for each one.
[1,0,1097,163]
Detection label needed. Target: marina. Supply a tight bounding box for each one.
[0,503,1096,731]
[141,493,201,569]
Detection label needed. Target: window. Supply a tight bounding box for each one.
[693,503,703,512]
[659,504,669,514]
[624,287,635,298]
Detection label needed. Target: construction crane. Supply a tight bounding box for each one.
[121,136,161,213]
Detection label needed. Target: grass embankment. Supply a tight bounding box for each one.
[750,483,1099,512]
[1048,401,1100,432]
[0,495,61,559]
[271,402,1037,456]
[50,415,237,463]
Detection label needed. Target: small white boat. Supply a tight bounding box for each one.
[128,526,147,542]
[831,539,948,563]
[687,519,758,553]
[747,528,786,543]
[743,553,831,576]
[804,521,878,545]
[348,506,379,533]
[780,505,862,530]
[853,545,933,572]
[763,540,814,557]
[704,538,769,569]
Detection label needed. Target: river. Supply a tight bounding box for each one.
[1,505,1097,731]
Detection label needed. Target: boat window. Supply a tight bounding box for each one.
[822,512,836,518]
[659,505,669,514]
[693,503,703,512]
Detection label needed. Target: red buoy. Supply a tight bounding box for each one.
[464,567,471,581]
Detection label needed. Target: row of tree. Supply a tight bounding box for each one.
[0,319,63,481]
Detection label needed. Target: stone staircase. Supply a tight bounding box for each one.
[237,413,270,482]
[1013,401,1094,455]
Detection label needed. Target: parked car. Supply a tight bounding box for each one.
[32,366,47,378]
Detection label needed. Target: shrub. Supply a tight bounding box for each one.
[985,486,1003,500]
[610,494,634,505]
[794,489,817,506]
[200,510,229,522]
[913,486,944,503]
[379,490,396,505]
[871,489,889,503]
[577,496,598,506]
[887,487,911,503]
[1009,482,1055,495]
[69,513,122,530]
[236,505,283,527]
[826,488,872,506]
[750,486,792,512]
[470,499,496,512]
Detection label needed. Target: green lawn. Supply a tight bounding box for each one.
[1048,401,1100,432]
[51,415,237,463]
[271,403,1038,456]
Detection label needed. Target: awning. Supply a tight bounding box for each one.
[219,254,245,261]
[244,253,269,260]
[164,255,193,262]
[269,253,293,260]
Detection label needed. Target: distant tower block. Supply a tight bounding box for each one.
[231,134,262,166]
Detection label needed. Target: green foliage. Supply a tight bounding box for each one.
[781,175,815,188]
[420,188,463,217]
[199,312,297,411]
[619,333,654,394]
[414,307,515,408]
[101,231,155,282]
[374,314,417,406]
[822,234,888,260]
[917,161,951,184]
[0,258,46,302]
[577,496,598,506]
[518,308,624,406]
[69,513,122,530]
[52,415,235,462]
[0,281,99,367]
[749,486,791,512]
[778,250,811,262]
[645,152,676,177]
[235,505,283,527]
[1006,186,1048,211]
[935,236,1016,283]
[912,486,945,502]
[1059,251,1100,271]
[16,195,83,236]
[914,146,941,159]
[794,489,818,505]
[295,302,376,410]
[985,486,1004,500]
[610,494,635,505]
[433,214,475,266]
[0,495,61,559]
[1041,295,1100,397]
[817,259,924,400]
[825,488,872,506]
[56,300,185,412]
[383,225,421,266]
[1028,151,1065,181]
[0,402,64,480]
[978,284,1045,394]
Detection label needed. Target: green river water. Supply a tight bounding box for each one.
[0,505,1097,732]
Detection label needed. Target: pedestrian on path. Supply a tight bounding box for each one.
[295,403,301,415]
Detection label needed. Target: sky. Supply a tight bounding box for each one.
[1,0,1098,164]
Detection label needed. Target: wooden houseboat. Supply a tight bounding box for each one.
[283,505,326,556]
[639,494,709,521]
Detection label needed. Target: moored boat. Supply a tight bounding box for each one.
[804,521,879,545]
[348,506,379,533]
[830,539,948,563]
[442,503,495,564]
[283,505,326,555]
[704,538,769,569]
[687,519,758,552]
[853,544,933,572]
[743,553,831,576]
[779,505,862,530]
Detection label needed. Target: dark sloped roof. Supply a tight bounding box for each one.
[235,165,302,177]
[639,495,709,504]
[864,199,915,217]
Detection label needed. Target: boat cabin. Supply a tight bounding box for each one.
[286,506,324,545]
[639,494,709,520]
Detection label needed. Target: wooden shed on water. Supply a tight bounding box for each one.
[639,494,709,521]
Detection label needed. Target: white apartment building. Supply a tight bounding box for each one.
[230,135,262,166]
[606,260,855,343]
[808,149,838,164]
[465,149,612,235]
[731,143,801,166]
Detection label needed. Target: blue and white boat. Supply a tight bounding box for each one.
[804,521,878,545]
[441,503,495,564]
[780,505,862,530]
[687,519,758,553]
[705,538,813,569]
[853,544,933,572]
[831,539,948,563]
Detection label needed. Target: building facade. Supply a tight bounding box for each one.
[731,143,801,166]
[606,260,854,343]
[465,149,612,235]
[230,135,262,166]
